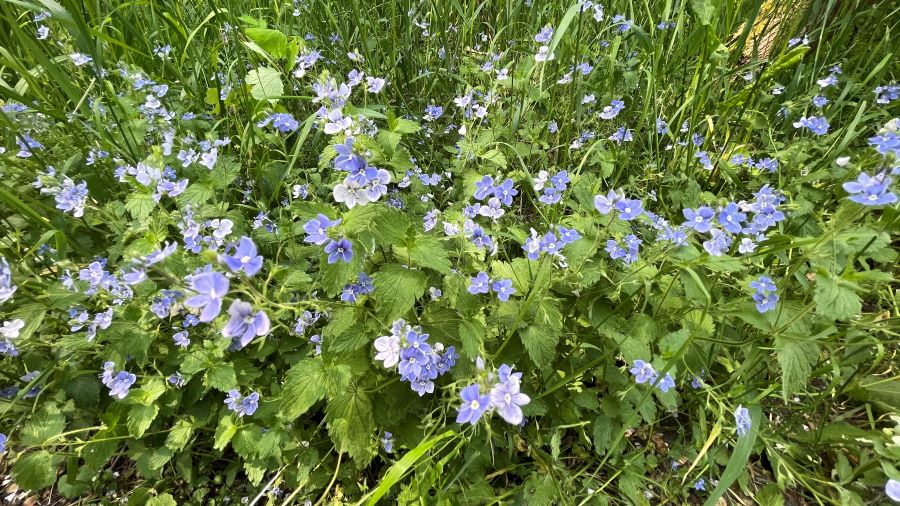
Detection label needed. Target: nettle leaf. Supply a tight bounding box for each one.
[128,404,159,438]
[520,299,563,367]
[479,148,507,169]
[395,235,452,274]
[281,359,327,421]
[344,204,411,246]
[146,494,178,506]
[322,306,369,354]
[325,380,375,464]
[132,377,166,406]
[246,66,284,101]
[373,264,427,322]
[244,27,290,58]
[12,450,60,491]
[775,336,818,398]
[21,408,66,446]
[814,275,861,321]
[205,363,238,392]
[165,420,193,452]
[458,319,485,358]
[178,182,214,205]
[213,415,238,451]
[125,192,156,221]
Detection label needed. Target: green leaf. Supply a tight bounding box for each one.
[366,430,457,505]
[458,319,484,358]
[165,420,193,452]
[775,335,818,399]
[179,182,214,205]
[690,0,724,25]
[520,324,558,368]
[21,409,66,446]
[322,307,369,354]
[127,404,159,438]
[325,380,375,464]
[205,363,238,392]
[479,148,507,169]
[125,192,156,221]
[132,377,166,406]
[246,67,284,101]
[373,264,427,322]
[814,276,861,321]
[281,359,327,420]
[396,236,452,274]
[244,27,290,58]
[391,117,421,134]
[146,493,178,506]
[214,415,238,451]
[13,450,60,490]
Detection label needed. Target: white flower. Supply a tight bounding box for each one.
[333,178,370,209]
[0,319,25,339]
[209,218,234,239]
[535,45,554,62]
[373,334,401,368]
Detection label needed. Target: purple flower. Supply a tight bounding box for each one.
[493,178,518,206]
[474,175,495,200]
[615,198,643,221]
[324,238,353,264]
[490,380,531,425]
[468,272,491,294]
[221,300,271,349]
[629,360,656,384]
[535,25,553,43]
[101,363,136,400]
[869,132,900,158]
[173,330,190,347]
[223,237,264,276]
[492,279,516,302]
[184,271,230,322]
[734,405,752,436]
[683,206,715,233]
[303,214,341,245]
[456,384,490,425]
[842,172,897,206]
[793,116,829,135]
[750,276,776,293]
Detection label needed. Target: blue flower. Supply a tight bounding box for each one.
[0,433,6,454]
[717,203,747,234]
[221,300,271,349]
[493,178,518,206]
[184,271,230,322]
[173,330,190,348]
[456,384,490,425]
[474,175,495,200]
[812,95,829,108]
[682,206,715,233]
[599,99,625,120]
[303,214,341,245]
[225,390,260,417]
[324,238,353,264]
[381,432,394,453]
[535,25,553,43]
[100,362,136,399]
[694,478,706,491]
[615,198,644,221]
[223,237,264,276]
[492,279,516,302]
[629,360,656,384]
[734,405,752,436]
[868,132,900,159]
[653,373,676,393]
[468,272,491,294]
[842,172,897,206]
[257,113,299,133]
[793,116,829,135]
[490,378,530,425]
[752,291,779,313]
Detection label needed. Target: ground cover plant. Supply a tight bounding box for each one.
[0,0,899,504]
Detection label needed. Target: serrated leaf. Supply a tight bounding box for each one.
[520,324,558,368]
[391,117,421,134]
[205,363,238,391]
[281,359,327,420]
[179,183,214,205]
[214,415,238,451]
[814,276,861,321]
[21,409,66,446]
[125,192,156,221]
[244,27,290,58]
[127,404,159,438]
[325,380,375,464]
[373,264,427,322]
[147,493,178,506]
[246,67,284,101]
[457,319,484,358]
[775,336,817,398]
[132,377,166,406]
[12,451,59,491]
[165,420,193,452]
[479,148,507,169]
[397,236,452,274]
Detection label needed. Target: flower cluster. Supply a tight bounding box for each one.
[225,389,260,417]
[100,361,136,399]
[341,272,374,303]
[468,272,516,302]
[257,112,299,133]
[114,161,188,201]
[793,116,830,135]
[606,234,642,265]
[629,360,676,393]
[523,225,581,266]
[303,214,353,263]
[533,170,569,205]
[750,275,779,313]
[457,362,531,426]
[843,172,897,206]
[332,139,392,208]
[33,168,89,218]
[373,319,457,396]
